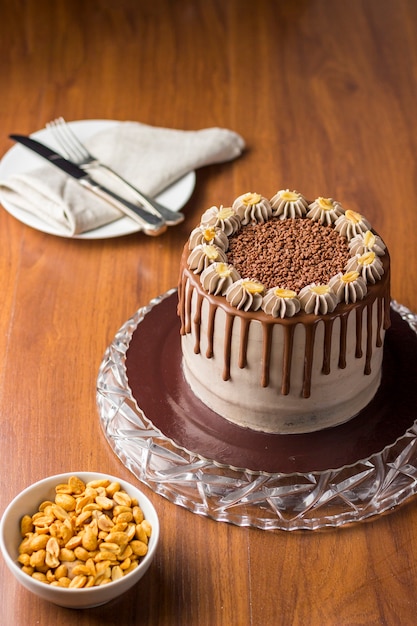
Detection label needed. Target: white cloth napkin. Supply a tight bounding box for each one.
[0,122,245,236]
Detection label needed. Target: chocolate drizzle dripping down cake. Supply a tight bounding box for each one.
[178,190,390,434]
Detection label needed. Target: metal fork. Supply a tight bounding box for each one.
[46,117,184,226]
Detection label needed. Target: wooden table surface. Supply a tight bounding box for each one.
[2,1,417,624]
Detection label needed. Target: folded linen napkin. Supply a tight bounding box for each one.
[0,122,245,236]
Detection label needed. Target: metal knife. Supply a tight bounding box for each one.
[9,134,167,235]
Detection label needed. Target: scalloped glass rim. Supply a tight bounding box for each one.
[97,293,417,531]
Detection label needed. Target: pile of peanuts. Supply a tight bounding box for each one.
[17,475,152,588]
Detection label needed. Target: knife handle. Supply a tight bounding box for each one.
[80,178,167,235]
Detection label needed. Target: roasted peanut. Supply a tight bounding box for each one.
[95,550,118,562]
[74,546,91,562]
[68,476,86,494]
[65,535,82,550]
[72,563,92,577]
[55,483,73,495]
[59,547,76,562]
[119,557,132,570]
[95,496,114,510]
[30,534,49,551]
[18,535,33,555]
[111,565,124,581]
[54,563,68,579]
[20,515,34,536]
[113,491,132,507]
[17,475,152,588]
[32,572,48,583]
[75,510,93,527]
[33,514,54,528]
[130,540,148,557]
[75,494,95,515]
[46,570,56,583]
[118,545,133,561]
[96,512,114,532]
[132,506,144,524]
[87,479,110,490]
[81,528,98,552]
[54,576,71,588]
[55,493,76,512]
[69,574,87,588]
[105,531,128,546]
[45,537,60,568]
[141,520,152,537]
[30,549,46,570]
[115,512,133,524]
[51,504,70,523]
[106,482,121,497]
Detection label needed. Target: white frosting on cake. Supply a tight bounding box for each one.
[181,295,384,434]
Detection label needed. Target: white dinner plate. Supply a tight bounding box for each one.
[0,119,196,239]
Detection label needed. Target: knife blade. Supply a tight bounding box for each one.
[87,162,185,226]
[9,134,167,235]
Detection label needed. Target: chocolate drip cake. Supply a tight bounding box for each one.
[178,190,390,434]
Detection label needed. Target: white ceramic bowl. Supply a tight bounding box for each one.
[0,472,160,609]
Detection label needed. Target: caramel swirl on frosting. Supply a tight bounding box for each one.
[306,197,345,226]
[334,209,371,240]
[187,244,228,274]
[232,192,272,225]
[189,225,229,251]
[349,230,386,256]
[261,287,301,318]
[345,251,384,284]
[200,205,241,236]
[329,271,367,304]
[298,284,338,315]
[200,262,241,296]
[270,189,308,220]
[225,278,265,311]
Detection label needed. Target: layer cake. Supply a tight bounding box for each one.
[178,190,390,434]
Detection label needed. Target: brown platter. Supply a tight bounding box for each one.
[125,291,417,475]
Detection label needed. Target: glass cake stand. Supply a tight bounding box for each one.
[97,289,417,531]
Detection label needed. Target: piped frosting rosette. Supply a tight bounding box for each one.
[225,278,265,312]
[329,271,368,304]
[200,205,241,236]
[270,190,308,219]
[345,251,384,284]
[349,230,386,256]
[232,192,272,225]
[187,189,387,317]
[200,262,241,296]
[187,243,228,274]
[306,197,344,225]
[334,209,371,240]
[261,287,301,318]
[298,284,338,315]
[188,225,229,251]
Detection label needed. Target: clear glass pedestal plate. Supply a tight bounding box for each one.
[97,290,417,531]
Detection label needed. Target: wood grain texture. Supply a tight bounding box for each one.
[1,1,417,624]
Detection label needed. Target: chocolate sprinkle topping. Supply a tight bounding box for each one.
[227,218,351,292]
